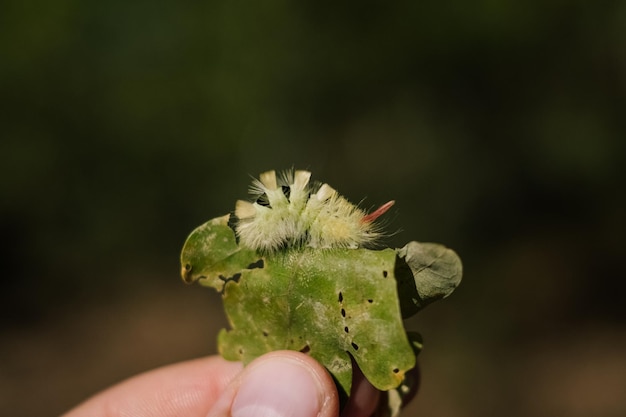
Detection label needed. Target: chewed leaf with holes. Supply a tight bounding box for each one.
[181,214,462,400]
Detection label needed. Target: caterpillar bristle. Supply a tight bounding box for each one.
[259,170,278,190]
[315,183,336,201]
[234,169,392,252]
[293,170,311,191]
[235,200,256,219]
[276,169,294,188]
[362,200,396,223]
[248,179,266,197]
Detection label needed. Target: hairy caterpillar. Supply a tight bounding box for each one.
[234,169,394,252]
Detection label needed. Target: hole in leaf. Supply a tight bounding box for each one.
[246,259,264,269]
[262,331,268,337]
[367,299,373,303]
[341,308,346,317]
[393,368,399,373]
[219,272,241,284]
[219,273,241,283]
[338,291,343,302]
[383,270,388,278]
[184,264,191,271]
[218,273,242,294]
[351,342,359,350]
[344,326,349,333]
[300,345,311,354]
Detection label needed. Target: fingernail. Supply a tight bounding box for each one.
[231,358,323,417]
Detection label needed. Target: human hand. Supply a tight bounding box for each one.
[62,350,417,417]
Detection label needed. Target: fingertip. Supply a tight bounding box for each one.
[208,351,339,417]
[341,361,380,417]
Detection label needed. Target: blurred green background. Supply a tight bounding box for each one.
[1,1,625,416]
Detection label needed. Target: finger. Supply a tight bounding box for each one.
[207,350,339,417]
[62,356,243,417]
[342,362,421,417]
[341,361,380,417]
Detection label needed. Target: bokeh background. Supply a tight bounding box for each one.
[1,1,625,416]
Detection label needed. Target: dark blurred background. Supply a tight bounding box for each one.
[1,1,625,416]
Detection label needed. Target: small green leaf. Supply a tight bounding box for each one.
[180,214,462,402]
[395,241,463,318]
[180,215,258,288]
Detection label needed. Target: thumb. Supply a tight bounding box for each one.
[207,351,339,417]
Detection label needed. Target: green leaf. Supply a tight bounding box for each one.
[395,241,463,318]
[180,214,462,403]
